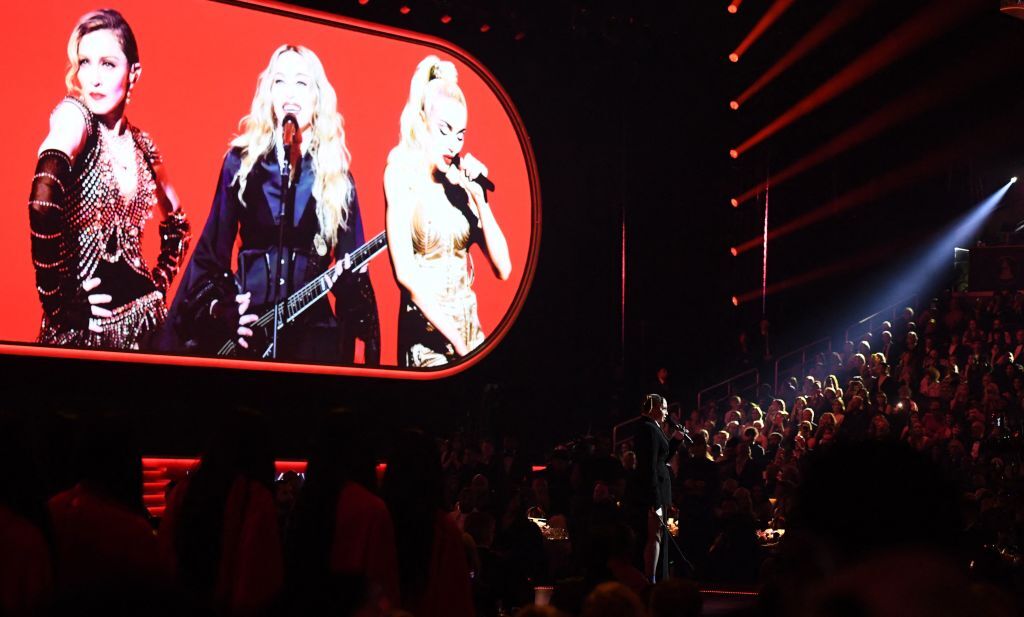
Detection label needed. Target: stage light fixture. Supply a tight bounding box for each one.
[733,0,874,109]
[1001,1,1024,20]
[729,100,739,110]
[730,247,739,256]
[732,296,740,306]
[440,14,452,24]
[729,0,795,67]
[1012,176,1018,184]
[732,0,978,158]
[358,0,369,5]
[731,35,1006,207]
[399,5,411,14]
[865,179,1015,310]
[729,149,739,159]
[731,198,739,207]
[480,23,491,32]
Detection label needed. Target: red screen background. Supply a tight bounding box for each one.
[0,0,536,371]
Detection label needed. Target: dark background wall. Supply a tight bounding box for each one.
[6,0,1024,463]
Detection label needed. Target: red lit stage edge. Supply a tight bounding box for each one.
[141,457,545,516]
[0,0,541,379]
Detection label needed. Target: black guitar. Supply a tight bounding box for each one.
[217,231,388,357]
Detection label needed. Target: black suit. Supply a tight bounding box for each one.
[163,148,379,362]
[628,416,683,581]
[632,417,682,508]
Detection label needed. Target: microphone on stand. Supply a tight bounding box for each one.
[270,113,301,359]
[281,113,301,184]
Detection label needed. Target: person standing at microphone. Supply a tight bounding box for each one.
[28,9,190,349]
[385,55,512,367]
[627,394,686,583]
[165,44,379,363]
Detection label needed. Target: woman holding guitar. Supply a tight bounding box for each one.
[165,44,379,363]
[385,56,511,367]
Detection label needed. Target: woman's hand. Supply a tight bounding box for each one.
[447,153,489,207]
[233,292,260,350]
[446,153,512,281]
[385,163,476,359]
[82,277,112,333]
[454,153,488,186]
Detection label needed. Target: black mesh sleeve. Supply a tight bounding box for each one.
[152,212,192,295]
[29,150,88,331]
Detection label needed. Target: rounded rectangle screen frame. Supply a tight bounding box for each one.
[0,0,541,380]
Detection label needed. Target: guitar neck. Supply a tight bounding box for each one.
[218,231,388,357]
[280,230,388,324]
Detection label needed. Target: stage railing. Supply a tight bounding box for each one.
[843,294,918,345]
[696,368,760,412]
[696,297,922,410]
[612,416,645,455]
[773,337,831,393]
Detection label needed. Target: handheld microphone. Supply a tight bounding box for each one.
[668,421,694,445]
[452,154,496,193]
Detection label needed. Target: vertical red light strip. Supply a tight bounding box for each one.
[621,211,627,355]
[762,179,769,313]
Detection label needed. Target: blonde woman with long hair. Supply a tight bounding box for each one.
[385,55,511,367]
[165,45,379,363]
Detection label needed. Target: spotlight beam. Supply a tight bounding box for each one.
[730,0,796,62]
[734,182,1013,304]
[732,0,980,158]
[732,36,1009,207]
[735,0,876,107]
[733,113,1013,256]
[870,180,1014,309]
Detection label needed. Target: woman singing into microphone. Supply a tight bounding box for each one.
[385,55,511,368]
[626,394,686,583]
[167,44,379,363]
[28,9,190,349]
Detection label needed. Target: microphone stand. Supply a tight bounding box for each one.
[270,129,297,359]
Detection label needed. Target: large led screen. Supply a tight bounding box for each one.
[0,0,540,378]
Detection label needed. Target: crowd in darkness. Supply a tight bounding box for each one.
[0,292,1022,617]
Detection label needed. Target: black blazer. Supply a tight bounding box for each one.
[631,417,682,508]
[162,148,378,360]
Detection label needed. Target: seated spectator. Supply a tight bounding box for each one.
[383,429,474,617]
[285,411,399,612]
[48,414,164,596]
[920,367,942,400]
[159,409,283,616]
[580,581,645,617]
[869,414,892,441]
[464,510,501,616]
[0,414,52,616]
